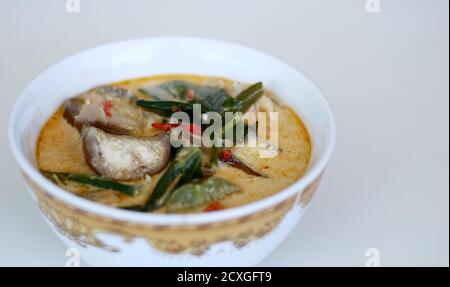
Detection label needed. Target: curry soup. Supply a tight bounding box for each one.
[36,75,311,213]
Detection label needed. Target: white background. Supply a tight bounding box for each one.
[0,0,448,267]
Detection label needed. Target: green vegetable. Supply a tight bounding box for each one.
[195,82,264,115]
[145,148,203,211]
[201,177,240,201]
[140,80,233,114]
[222,113,243,137]
[209,145,219,167]
[192,89,232,114]
[166,177,240,213]
[179,149,203,184]
[166,184,207,213]
[41,171,136,196]
[137,81,264,121]
[223,82,264,114]
[235,82,263,102]
[136,81,265,196]
[67,174,136,196]
[135,100,194,117]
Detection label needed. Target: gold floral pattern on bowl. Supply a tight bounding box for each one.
[24,173,316,255]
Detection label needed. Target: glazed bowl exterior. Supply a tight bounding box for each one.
[9,38,335,266]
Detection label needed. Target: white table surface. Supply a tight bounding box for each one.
[0,0,448,267]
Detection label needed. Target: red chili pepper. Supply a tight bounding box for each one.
[222,149,233,161]
[204,202,225,212]
[186,89,195,100]
[151,122,180,132]
[102,100,113,118]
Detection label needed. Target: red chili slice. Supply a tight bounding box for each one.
[151,123,180,132]
[222,149,233,161]
[204,202,225,212]
[102,100,113,118]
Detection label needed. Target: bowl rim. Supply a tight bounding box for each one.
[8,37,336,225]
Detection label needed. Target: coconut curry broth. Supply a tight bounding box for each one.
[36,75,311,213]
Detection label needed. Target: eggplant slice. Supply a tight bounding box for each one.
[81,126,171,181]
[64,85,158,135]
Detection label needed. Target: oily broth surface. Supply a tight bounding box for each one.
[36,75,311,210]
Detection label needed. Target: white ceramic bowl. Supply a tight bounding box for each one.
[9,37,335,266]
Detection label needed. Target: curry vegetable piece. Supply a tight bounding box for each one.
[41,171,136,196]
[81,126,171,181]
[137,81,264,116]
[145,148,203,211]
[137,82,264,144]
[166,177,240,213]
[63,85,156,135]
[137,82,265,179]
[166,184,206,213]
